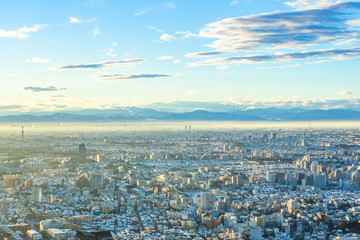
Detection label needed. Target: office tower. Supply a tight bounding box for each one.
[314,174,327,188]
[79,143,86,162]
[287,199,297,214]
[185,126,188,132]
[3,174,21,188]
[21,126,24,141]
[90,174,104,189]
[231,175,242,185]
[266,172,276,183]
[256,216,266,228]
[31,187,42,203]
[200,192,211,210]
[275,172,285,184]
[189,125,191,133]
[270,132,276,140]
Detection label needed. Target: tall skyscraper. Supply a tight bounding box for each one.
[31,187,42,203]
[287,199,297,214]
[314,174,327,188]
[90,174,104,189]
[200,192,211,210]
[79,143,86,162]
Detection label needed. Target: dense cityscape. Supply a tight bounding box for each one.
[0,123,359,240]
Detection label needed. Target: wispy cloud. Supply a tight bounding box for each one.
[346,19,360,26]
[54,59,144,70]
[23,86,66,92]
[175,31,197,39]
[25,57,50,63]
[196,2,360,52]
[96,74,171,81]
[185,51,224,58]
[147,25,163,33]
[217,65,229,70]
[160,33,176,41]
[163,3,176,9]
[228,96,360,110]
[92,27,100,37]
[188,47,360,66]
[284,0,359,10]
[0,24,46,39]
[106,49,117,57]
[0,105,22,110]
[157,56,174,60]
[69,17,81,23]
[135,10,147,16]
[231,0,240,6]
[336,90,352,95]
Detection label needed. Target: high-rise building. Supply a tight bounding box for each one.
[90,174,104,189]
[79,143,86,162]
[200,192,211,210]
[256,216,266,228]
[3,174,21,188]
[287,199,297,214]
[31,187,42,203]
[270,132,277,141]
[314,174,327,188]
[231,175,242,185]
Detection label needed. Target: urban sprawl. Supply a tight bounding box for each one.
[0,124,360,240]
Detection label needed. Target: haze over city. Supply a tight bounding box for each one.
[1,1,360,240]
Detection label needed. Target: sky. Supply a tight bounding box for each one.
[1,0,360,113]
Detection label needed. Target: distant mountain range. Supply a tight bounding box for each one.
[1,107,360,122]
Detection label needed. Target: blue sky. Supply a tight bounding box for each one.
[1,0,360,113]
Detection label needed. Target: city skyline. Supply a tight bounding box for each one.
[1,0,360,113]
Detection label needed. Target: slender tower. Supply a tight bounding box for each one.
[21,126,24,141]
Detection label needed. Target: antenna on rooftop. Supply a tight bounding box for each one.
[21,126,24,141]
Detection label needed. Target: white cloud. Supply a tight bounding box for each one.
[173,59,181,64]
[112,42,119,47]
[135,10,146,16]
[92,28,100,37]
[147,25,163,33]
[228,96,360,110]
[157,56,174,60]
[54,59,144,70]
[160,33,176,41]
[335,38,360,46]
[106,49,117,57]
[336,91,352,96]
[187,47,360,67]
[175,31,197,39]
[0,24,46,39]
[164,3,176,9]
[217,65,229,70]
[346,19,360,26]
[195,2,360,54]
[25,57,50,63]
[231,0,240,6]
[69,17,81,23]
[284,0,358,10]
[186,90,199,95]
